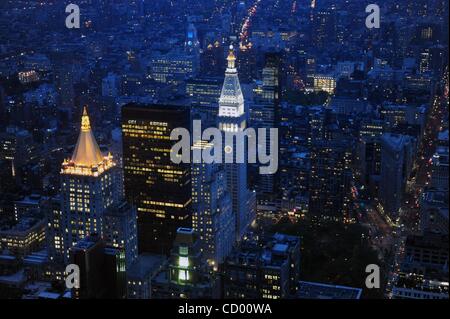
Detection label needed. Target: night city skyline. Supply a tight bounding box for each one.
[0,0,448,309]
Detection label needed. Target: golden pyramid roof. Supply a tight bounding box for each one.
[70,106,104,167]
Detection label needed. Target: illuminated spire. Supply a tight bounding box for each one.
[70,106,104,167]
[227,45,236,70]
[219,44,244,117]
[81,106,91,132]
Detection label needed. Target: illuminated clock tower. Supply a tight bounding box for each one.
[217,45,254,241]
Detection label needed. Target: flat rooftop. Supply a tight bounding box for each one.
[298,281,362,299]
[127,253,166,279]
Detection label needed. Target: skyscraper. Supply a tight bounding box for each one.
[69,234,126,299]
[430,146,449,190]
[309,139,353,222]
[103,201,138,268]
[191,141,235,268]
[185,23,201,56]
[251,53,282,195]
[0,85,6,130]
[0,127,36,187]
[149,52,198,86]
[313,9,337,50]
[186,77,222,128]
[60,107,121,262]
[201,41,225,77]
[379,133,414,222]
[217,45,255,241]
[223,233,301,299]
[122,103,191,254]
[51,52,77,119]
[151,228,216,298]
[237,46,257,84]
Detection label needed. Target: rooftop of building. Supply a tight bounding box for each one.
[0,253,17,262]
[104,247,122,256]
[422,189,449,206]
[432,146,449,164]
[227,232,300,267]
[405,232,449,251]
[70,234,102,251]
[127,253,166,280]
[297,281,362,299]
[0,217,44,234]
[186,76,223,84]
[173,228,197,246]
[22,281,67,299]
[122,102,190,114]
[395,273,449,294]
[291,151,309,159]
[14,194,44,206]
[23,250,48,266]
[438,130,449,142]
[381,133,413,150]
[61,106,115,176]
[0,269,26,285]
[104,201,135,217]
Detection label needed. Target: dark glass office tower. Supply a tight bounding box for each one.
[122,103,191,254]
[69,234,126,299]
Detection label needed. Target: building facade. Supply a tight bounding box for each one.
[191,141,235,268]
[122,103,192,254]
[60,107,121,262]
[217,45,255,241]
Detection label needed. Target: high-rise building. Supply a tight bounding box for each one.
[430,146,449,190]
[186,77,222,127]
[378,133,414,222]
[52,52,77,118]
[0,217,46,258]
[0,85,6,130]
[223,233,301,299]
[313,74,336,94]
[250,53,281,195]
[126,253,166,299]
[402,233,449,276]
[201,41,225,77]
[44,196,64,266]
[237,46,257,83]
[102,72,121,98]
[69,234,126,299]
[309,139,353,221]
[60,107,121,262]
[185,23,200,56]
[420,190,449,235]
[313,10,337,49]
[358,137,382,196]
[149,51,198,86]
[151,228,216,298]
[191,141,235,268]
[217,45,255,241]
[357,121,384,198]
[103,201,138,268]
[392,273,449,299]
[0,127,36,185]
[122,103,191,254]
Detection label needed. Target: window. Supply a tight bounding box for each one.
[179,246,188,255]
[179,270,189,281]
[179,256,189,268]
